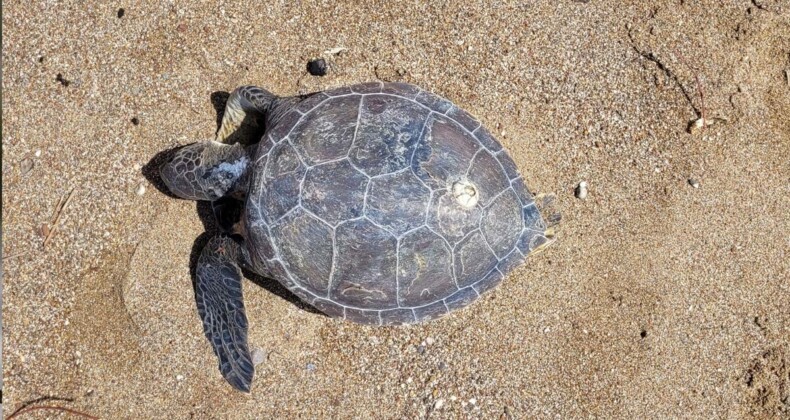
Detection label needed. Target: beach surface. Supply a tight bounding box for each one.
[2,1,789,418]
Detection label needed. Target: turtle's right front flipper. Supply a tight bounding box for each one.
[195,234,254,392]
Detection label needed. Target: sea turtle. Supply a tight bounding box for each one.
[159,82,559,392]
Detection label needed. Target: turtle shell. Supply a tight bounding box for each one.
[244,82,548,325]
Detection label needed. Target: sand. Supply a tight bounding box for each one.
[2,1,789,418]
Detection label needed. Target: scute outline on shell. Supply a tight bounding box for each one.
[244,82,545,325]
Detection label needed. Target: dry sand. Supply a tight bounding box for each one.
[3,1,790,418]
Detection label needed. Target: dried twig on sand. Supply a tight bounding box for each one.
[675,50,705,123]
[2,250,29,260]
[675,49,716,134]
[7,405,99,419]
[43,187,75,248]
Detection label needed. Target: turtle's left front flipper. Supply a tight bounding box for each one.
[195,234,254,392]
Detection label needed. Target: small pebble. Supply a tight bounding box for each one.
[688,178,700,188]
[117,8,125,18]
[20,158,34,176]
[133,163,142,171]
[251,348,266,366]
[469,398,477,405]
[176,374,184,381]
[307,58,328,76]
[575,181,588,199]
[306,362,317,372]
[35,150,41,157]
[136,183,146,196]
[434,399,445,410]
[416,345,426,354]
[425,337,435,346]
[131,117,140,125]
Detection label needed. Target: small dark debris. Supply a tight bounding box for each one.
[56,73,70,87]
[38,56,44,63]
[640,329,648,338]
[416,345,426,355]
[131,117,140,126]
[117,8,125,18]
[307,58,328,76]
[754,316,763,327]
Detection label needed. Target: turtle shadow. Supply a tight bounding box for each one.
[210,91,229,132]
[141,145,184,199]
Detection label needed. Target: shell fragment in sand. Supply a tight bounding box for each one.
[323,47,347,56]
[688,116,728,135]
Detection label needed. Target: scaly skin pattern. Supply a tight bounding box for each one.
[195,234,254,392]
[160,141,249,201]
[243,82,550,325]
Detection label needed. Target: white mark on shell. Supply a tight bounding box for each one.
[452,180,479,208]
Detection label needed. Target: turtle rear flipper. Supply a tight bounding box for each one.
[532,193,561,254]
[195,235,254,392]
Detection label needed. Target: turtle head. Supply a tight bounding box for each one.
[160,141,250,201]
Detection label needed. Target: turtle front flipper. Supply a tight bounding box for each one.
[195,234,254,392]
[216,85,276,143]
